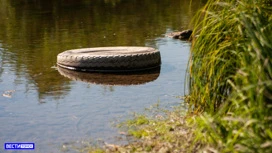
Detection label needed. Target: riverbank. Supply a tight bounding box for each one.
[84,0,272,152]
[79,101,201,153]
[188,0,272,152]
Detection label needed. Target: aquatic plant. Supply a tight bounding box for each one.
[188,0,272,152]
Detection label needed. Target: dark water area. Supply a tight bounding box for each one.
[0,0,204,152]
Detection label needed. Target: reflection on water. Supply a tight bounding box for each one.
[0,0,204,152]
[0,0,202,99]
[57,66,160,86]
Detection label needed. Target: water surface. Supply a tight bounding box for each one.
[0,0,203,152]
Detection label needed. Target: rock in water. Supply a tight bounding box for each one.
[166,29,193,40]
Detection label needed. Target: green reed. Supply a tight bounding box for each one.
[189,0,244,113]
[188,0,272,152]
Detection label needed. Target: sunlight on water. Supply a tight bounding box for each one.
[0,0,204,152]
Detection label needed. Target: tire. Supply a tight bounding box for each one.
[57,47,161,72]
[57,66,160,85]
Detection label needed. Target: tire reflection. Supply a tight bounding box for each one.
[57,66,160,86]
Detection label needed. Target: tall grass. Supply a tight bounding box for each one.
[189,0,272,152]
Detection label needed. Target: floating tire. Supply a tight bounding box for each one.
[57,66,160,85]
[57,46,161,72]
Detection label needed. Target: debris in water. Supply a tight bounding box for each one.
[2,90,15,98]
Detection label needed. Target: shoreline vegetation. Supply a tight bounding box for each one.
[83,0,272,152]
[188,0,272,152]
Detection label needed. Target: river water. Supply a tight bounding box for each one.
[0,0,203,152]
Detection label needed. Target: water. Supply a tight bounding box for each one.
[0,0,203,152]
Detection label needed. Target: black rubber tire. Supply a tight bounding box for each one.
[57,66,160,85]
[57,47,161,72]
